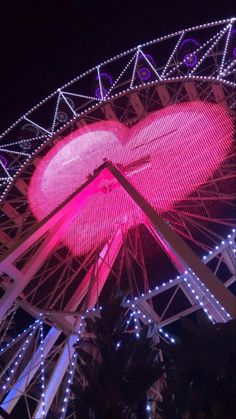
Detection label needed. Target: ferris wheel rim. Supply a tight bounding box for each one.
[0,74,235,205]
[0,17,235,207]
[0,16,235,142]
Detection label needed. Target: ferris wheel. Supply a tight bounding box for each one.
[0,18,236,417]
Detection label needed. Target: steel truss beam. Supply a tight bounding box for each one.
[1,220,124,415]
[107,163,236,318]
[0,161,235,417]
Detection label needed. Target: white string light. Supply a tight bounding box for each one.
[39,313,46,418]
[0,18,234,145]
[161,31,186,77]
[0,318,40,354]
[51,92,62,134]
[183,276,215,323]
[23,116,52,136]
[1,322,39,390]
[0,41,235,202]
[105,54,136,97]
[218,24,233,76]
[130,48,140,88]
[131,307,141,338]
[139,49,162,80]
[61,90,100,102]
[164,26,229,79]
[220,59,236,76]
[126,229,235,322]
[187,269,231,321]
[60,306,102,418]
[189,25,230,76]
[60,318,84,418]
[128,305,175,343]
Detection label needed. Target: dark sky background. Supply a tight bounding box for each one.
[0,0,235,134]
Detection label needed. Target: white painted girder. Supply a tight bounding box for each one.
[107,163,236,318]
[33,228,124,416]
[1,327,61,413]
[0,172,103,322]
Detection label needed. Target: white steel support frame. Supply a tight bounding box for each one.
[0,171,103,322]
[1,239,235,414]
[1,326,61,413]
[33,228,124,417]
[107,163,236,319]
[0,162,235,417]
[0,191,124,415]
[0,19,235,418]
[145,224,234,323]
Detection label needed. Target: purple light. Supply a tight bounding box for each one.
[183,53,198,67]
[95,72,113,85]
[0,154,8,168]
[179,37,200,50]
[233,47,236,58]
[95,87,107,99]
[137,66,151,81]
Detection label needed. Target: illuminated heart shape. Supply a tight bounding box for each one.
[28,102,233,255]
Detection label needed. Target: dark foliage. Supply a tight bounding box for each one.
[70,292,165,419]
[158,314,236,419]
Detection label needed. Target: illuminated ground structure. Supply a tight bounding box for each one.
[0,18,235,417]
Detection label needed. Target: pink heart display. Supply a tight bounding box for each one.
[28,101,233,255]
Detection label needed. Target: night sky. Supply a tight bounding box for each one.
[0,0,235,134]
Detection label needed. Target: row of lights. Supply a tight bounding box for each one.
[189,25,230,76]
[221,58,236,76]
[186,268,231,322]
[0,17,234,142]
[0,318,40,354]
[60,318,84,418]
[165,25,229,79]
[60,306,102,418]
[218,24,233,76]
[0,23,235,202]
[183,276,215,323]
[0,59,235,195]
[161,30,185,77]
[202,228,236,261]
[0,134,47,149]
[126,229,235,320]
[39,313,46,418]
[1,323,38,391]
[130,47,141,88]
[51,92,64,134]
[96,26,232,99]
[128,308,175,343]
[105,54,136,98]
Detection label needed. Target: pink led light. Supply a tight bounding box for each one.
[28,102,233,255]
